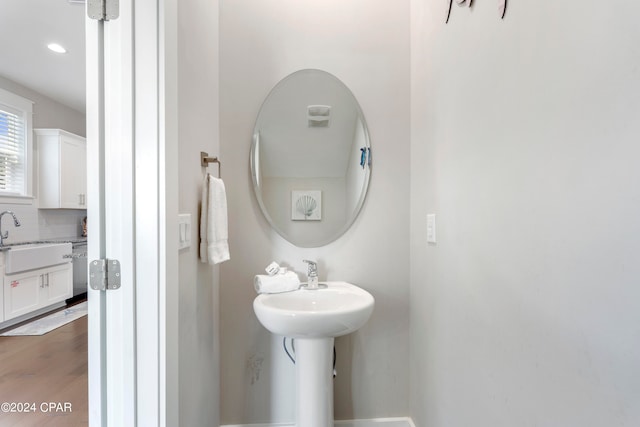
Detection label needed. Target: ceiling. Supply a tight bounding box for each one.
[0,0,86,112]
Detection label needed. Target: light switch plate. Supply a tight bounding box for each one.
[178,214,191,250]
[427,214,436,244]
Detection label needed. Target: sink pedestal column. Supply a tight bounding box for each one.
[295,337,334,427]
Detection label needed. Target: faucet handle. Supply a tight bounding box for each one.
[303,259,318,277]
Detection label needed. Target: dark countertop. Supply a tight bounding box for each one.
[45,236,88,245]
[6,236,87,247]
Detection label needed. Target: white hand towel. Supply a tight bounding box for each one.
[200,174,230,264]
[199,174,210,262]
[254,271,301,294]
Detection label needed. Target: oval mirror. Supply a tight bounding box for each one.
[251,69,372,247]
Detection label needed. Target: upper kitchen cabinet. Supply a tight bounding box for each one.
[36,129,87,209]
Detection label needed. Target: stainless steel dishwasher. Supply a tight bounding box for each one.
[72,241,88,297]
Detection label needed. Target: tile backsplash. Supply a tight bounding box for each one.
[0,203,86,243]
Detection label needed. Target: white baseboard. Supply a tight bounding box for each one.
[336,418,415,427]
[221,417,415,427]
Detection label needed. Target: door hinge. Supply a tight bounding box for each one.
[90,259,121,291]
[87,0,119,21]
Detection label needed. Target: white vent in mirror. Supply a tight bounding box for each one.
[307,105,331,127]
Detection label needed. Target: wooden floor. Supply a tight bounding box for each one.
[0,317,88,427]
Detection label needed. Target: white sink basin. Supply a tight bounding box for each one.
[253,281,374,338]
[5,242,72,274]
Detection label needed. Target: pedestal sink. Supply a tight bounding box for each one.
[253,281,374,427]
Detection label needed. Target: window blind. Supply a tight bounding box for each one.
[0,103,26,195]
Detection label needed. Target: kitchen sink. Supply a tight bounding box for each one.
[4,242,72,274]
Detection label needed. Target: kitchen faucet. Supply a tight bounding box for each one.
[0,211,21,247]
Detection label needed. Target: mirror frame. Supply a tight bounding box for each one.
[250,69,372,247]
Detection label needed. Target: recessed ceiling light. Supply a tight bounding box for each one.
[47,43,67,54]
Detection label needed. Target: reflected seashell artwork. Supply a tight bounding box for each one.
[296,195,318,218]
[291,190,322,221]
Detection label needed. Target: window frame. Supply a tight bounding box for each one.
[0,87,34,204]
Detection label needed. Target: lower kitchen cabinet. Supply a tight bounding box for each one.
[3,263,72,321]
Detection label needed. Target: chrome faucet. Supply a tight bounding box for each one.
[0,211,21,247]
[303,259,319,289]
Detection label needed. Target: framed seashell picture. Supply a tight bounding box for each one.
[292,190,322,221]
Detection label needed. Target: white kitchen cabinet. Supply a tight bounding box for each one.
[3,263,72,321]
[4,272,40,320]
[42,265,73,306]
[0,255,4,322]
[36,129,87,209]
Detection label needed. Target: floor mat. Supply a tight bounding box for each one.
[0,301,87,336]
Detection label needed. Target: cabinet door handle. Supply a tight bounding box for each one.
[40,274,45,288]
[46,273,50,287]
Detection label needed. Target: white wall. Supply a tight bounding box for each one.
[177,0,220,425]
[0,75,86,137]
[220,0,410,424]
[0,75,86,242]
[410,1,640,426]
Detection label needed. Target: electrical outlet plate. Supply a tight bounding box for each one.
[427,214,436,244]
[178,214,191,250]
